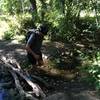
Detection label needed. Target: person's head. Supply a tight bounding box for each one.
[39,24,49,35]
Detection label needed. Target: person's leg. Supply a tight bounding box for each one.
[27,53,37,67]
[37,52,44,66]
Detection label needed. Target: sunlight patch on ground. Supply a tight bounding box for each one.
[11,40,19,44]
[11,35,25,44]
[15,35,25,40]
[15,49,26,55]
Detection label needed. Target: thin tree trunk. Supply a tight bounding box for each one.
[91,0,99,26]
[29,0,38,22]
[61,0,65,14]
[39,0,47,22]
[29,0,37,11]
[21,0,24,14]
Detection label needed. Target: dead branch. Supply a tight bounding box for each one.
[7,57,50,90]
[9,70,25,99]
[9,70,38,100]
[0,56,46,99]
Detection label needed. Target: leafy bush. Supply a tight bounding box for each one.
[82,51,100,90]
[1,14,32,41]
[17,14,36,36]
[0,15,20,40]
[3,30,15,40]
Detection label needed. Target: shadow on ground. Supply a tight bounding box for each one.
[0,39,100,100]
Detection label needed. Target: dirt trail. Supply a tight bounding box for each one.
[0,39,100,100]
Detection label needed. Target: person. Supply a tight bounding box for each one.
[25,24,48,67]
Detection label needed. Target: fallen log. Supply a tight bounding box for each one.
[9,70,38,100]
[0,56,46,99]
[9,70,25,99]
[9,59,21,69]
[6,57,51,90]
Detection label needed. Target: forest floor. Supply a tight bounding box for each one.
[0,39,100,100]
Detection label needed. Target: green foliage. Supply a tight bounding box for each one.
[1,0,100,43]
[3,30,15,40]
[0,13,34,37]
[82,51,100,90]
[1,0,30,14]
[20,17,35,30]
[17,14,36,36]
[0,15,20,40]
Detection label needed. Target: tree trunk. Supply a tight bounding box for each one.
[91,0,99,26]
[61,0,65,15]
[39,0,47,22]
[29,0,38,22]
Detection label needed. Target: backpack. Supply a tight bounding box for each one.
[25,29,36,43]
